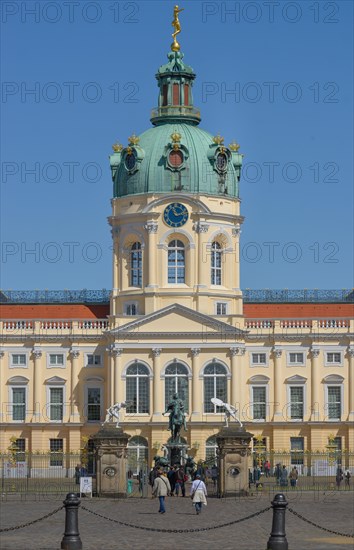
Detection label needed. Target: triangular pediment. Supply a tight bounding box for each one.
[109,303,246,339]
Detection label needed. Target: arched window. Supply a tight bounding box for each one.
[205,435,218,463]
[211,242,222,285]
[126,363,150,414]
[203,363,227,413]
[127,436,148,474]
[130,242,142,287]
[168,240,185,283]
[164,363,189,412]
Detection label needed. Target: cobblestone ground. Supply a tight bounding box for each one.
[1,489,354,550]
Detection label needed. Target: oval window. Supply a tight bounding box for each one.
[216,153,227,172]
[169,150,184,168]
[125,153,136,171]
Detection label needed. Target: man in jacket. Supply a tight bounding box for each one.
[152,472,171,514]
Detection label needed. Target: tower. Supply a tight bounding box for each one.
[109,12,244,324]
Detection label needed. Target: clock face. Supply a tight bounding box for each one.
[163,203,188,228]
[125,153,136,171]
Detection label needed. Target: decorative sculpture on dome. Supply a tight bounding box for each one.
[171,5,184,52]
[229,141,240,152]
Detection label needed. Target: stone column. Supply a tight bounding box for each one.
[145,222,158,288]
[152,348,162,416]
[191,348,201,416]
[32,349,42,422]
[110,346,123,404]
[69,349,80,422]
[230,347,239,407]
[273,349,282,420]
[348,347,354,419]
[111,227,120,316]
[310,348,320,421]
[195,224,209,288]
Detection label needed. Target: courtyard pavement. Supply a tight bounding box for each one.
[1,488,353,550]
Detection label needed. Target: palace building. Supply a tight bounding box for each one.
[1,16,353,470]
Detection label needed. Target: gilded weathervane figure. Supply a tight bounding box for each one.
[171,5,184,52]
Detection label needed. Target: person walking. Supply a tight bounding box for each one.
[264,460,271,478]
[279,465,288,487]
[167,466,176,496]
[190,473,207,515]
[175,466,185,497]
[152,472,171,514]
[289,466,298,488]
[344,469,351,488]
[335,466,343,490]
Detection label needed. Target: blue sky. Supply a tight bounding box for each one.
[1,0,353,291]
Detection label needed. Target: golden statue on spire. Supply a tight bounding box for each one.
[171,5,184,52]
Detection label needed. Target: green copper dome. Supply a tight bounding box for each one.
[110,51,242,199]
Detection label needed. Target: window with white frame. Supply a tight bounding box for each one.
[48,354,64,367]
[87,387,102,421]
[211,242,222,285]
[326,352,342,365]
[203,363,227,413]
[86,354,102,367]
[290,437,304,465]
[327,386,342,420]
[127,436,148,474]
[130,242,142,287]
[11,354,27,367]
[288,352,305,366]
[251,353,267,366]
[12,387,26,421]
[126,363,150,414]
[164,363,189,412]
[15,438,26,462]
[49,438,63,466]
[168,240,185,283]
[289,386,304,420]
[49,387,64,421]
[125,303,138,316]
[252,386,267,420]
[216,302,227,315]
[205,435,218,463]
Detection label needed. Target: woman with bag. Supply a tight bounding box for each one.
[190,474,207,514]
[152,472,171,514]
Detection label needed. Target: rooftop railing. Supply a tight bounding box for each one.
[0,289,353,304]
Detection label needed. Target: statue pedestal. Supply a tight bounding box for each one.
[91,424,130,498]
[164,441,188,466]
[216,426,253,497]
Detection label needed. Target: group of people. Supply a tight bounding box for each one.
[151,470,207,515]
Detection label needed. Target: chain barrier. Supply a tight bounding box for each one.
[288,508,354,539]
[81,504,271,533]
[0,504,64,533]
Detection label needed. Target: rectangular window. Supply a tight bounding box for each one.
[87,388,101,421]
[15,438,26,462]
[327,386,341,419]
[216,302,227,315]
[289,353,304,365]
[290,437,304,465]
[49,438,63,467]
[184,84,189,106]
[290,386,304,420]
[125,304,137,316]
[49,354,64,366]
[12,388,26,421]
[11,354,27,366]
[252,353,267,365]
[49,387,63,421]
[87,354,101,366]
[252,387,266,420]
[326,352,341,364]
[162,84,168,106]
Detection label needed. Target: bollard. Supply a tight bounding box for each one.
[61,492,83,550]
[266,493,288,550]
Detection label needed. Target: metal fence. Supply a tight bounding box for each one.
[1,451,353,497]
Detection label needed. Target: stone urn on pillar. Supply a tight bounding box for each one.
[216,425,253,497]
[91,425,130,498]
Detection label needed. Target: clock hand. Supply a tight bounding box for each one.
[172,207,182,216]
